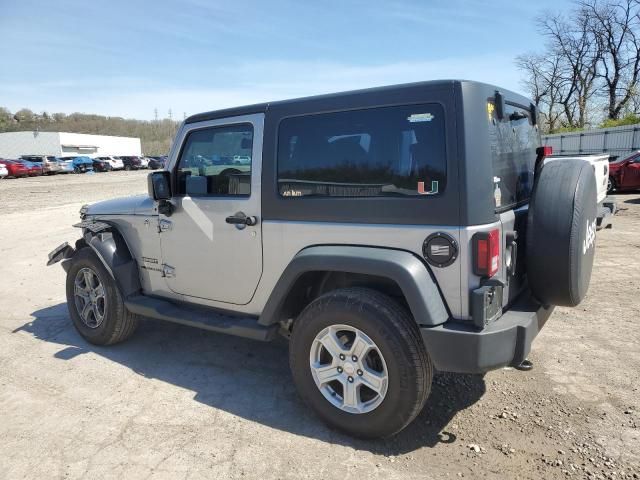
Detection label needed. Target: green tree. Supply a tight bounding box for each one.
[13,108,34,123]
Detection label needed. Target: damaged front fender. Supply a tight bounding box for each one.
[47,221,142,297]
[46,242,76,269]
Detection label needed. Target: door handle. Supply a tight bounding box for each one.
[225,212,258,227]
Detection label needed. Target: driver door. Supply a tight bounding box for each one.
[159,114,263,305]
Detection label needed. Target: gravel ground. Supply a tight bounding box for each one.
[0,172,639,479]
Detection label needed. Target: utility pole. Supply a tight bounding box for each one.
[154,108,158,122]
[168,109,173,121]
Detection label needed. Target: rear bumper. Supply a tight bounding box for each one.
[421,294,554,374]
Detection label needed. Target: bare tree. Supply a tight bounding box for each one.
[516,52,566,132]
[579,0,640,119]
[538,9,602,128]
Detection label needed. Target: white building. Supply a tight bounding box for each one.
[0,131,142,158]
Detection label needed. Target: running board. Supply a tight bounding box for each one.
[124,295,277,341]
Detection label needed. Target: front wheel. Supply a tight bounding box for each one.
[66,248,139,345]
[289,287,433,438]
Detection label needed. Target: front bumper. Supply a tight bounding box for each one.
[421,294,554,374]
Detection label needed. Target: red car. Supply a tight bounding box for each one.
[609,150,640,192]
[0,159,30,178]
[15,159,43,176]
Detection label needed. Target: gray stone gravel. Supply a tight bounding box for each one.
[0,172,639,479]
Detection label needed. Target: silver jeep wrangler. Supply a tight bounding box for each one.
[48,80,598,438]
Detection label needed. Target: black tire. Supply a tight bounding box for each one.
[607,176,616,194]
[124,165,131,171]
[527,159,597,307]
[289,287,432,438]
[65,248,139,345]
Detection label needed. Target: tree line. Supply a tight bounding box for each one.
[0,107,180,155]
[517,0,640,133]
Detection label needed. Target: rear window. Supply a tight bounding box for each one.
[277,104,446,197]
[488,102,539,210]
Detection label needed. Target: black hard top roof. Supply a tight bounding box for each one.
[185,79,523,124]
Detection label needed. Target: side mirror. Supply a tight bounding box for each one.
[148,171,171,200]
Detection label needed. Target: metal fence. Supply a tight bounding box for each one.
[542,123,640,160]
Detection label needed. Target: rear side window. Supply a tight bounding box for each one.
[488,102,540,210]
[176,124,253,196]
[277,104,446,197]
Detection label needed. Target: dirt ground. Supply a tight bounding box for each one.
[0,171,639,480]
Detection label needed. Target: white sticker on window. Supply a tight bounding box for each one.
[408,113,434,123]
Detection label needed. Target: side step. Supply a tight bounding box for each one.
[124,294,278,341]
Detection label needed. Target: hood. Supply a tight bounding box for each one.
[86,195,157,216]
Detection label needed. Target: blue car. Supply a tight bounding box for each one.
[60,155,94,173]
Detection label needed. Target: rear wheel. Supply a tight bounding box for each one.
[607,176,616,193]
[66,248,139,345]
[289,287,432,438]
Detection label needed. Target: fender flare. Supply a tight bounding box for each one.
[258,245,449,327]
[67,228,142,298]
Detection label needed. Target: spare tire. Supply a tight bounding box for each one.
[526,159,597,306]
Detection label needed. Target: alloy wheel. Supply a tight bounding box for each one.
[309,324,389,414]
[73,267,106,328]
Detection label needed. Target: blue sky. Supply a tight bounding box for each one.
[0,0,572,120]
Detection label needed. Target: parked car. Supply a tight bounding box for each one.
[119,156,143,170]
[69,156,94,173]
[608,150,640,192]
[20,155,62,175]
[0,163,8,178]
[49,80,598,439]
[92,158,112,172]
[232,155,251,165]
[57,157,76,174]
[14,159,43,176]
[96,156,124,170]
[0,159,29,178]
[147,156,164,169]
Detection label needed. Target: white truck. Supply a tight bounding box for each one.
[545,155,615,229]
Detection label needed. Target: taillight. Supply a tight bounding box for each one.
[473,229,500,277]
[536,146,552,157]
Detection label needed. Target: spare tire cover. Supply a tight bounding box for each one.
[526,159,597,306]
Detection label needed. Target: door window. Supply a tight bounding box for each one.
[176,124,253,196]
